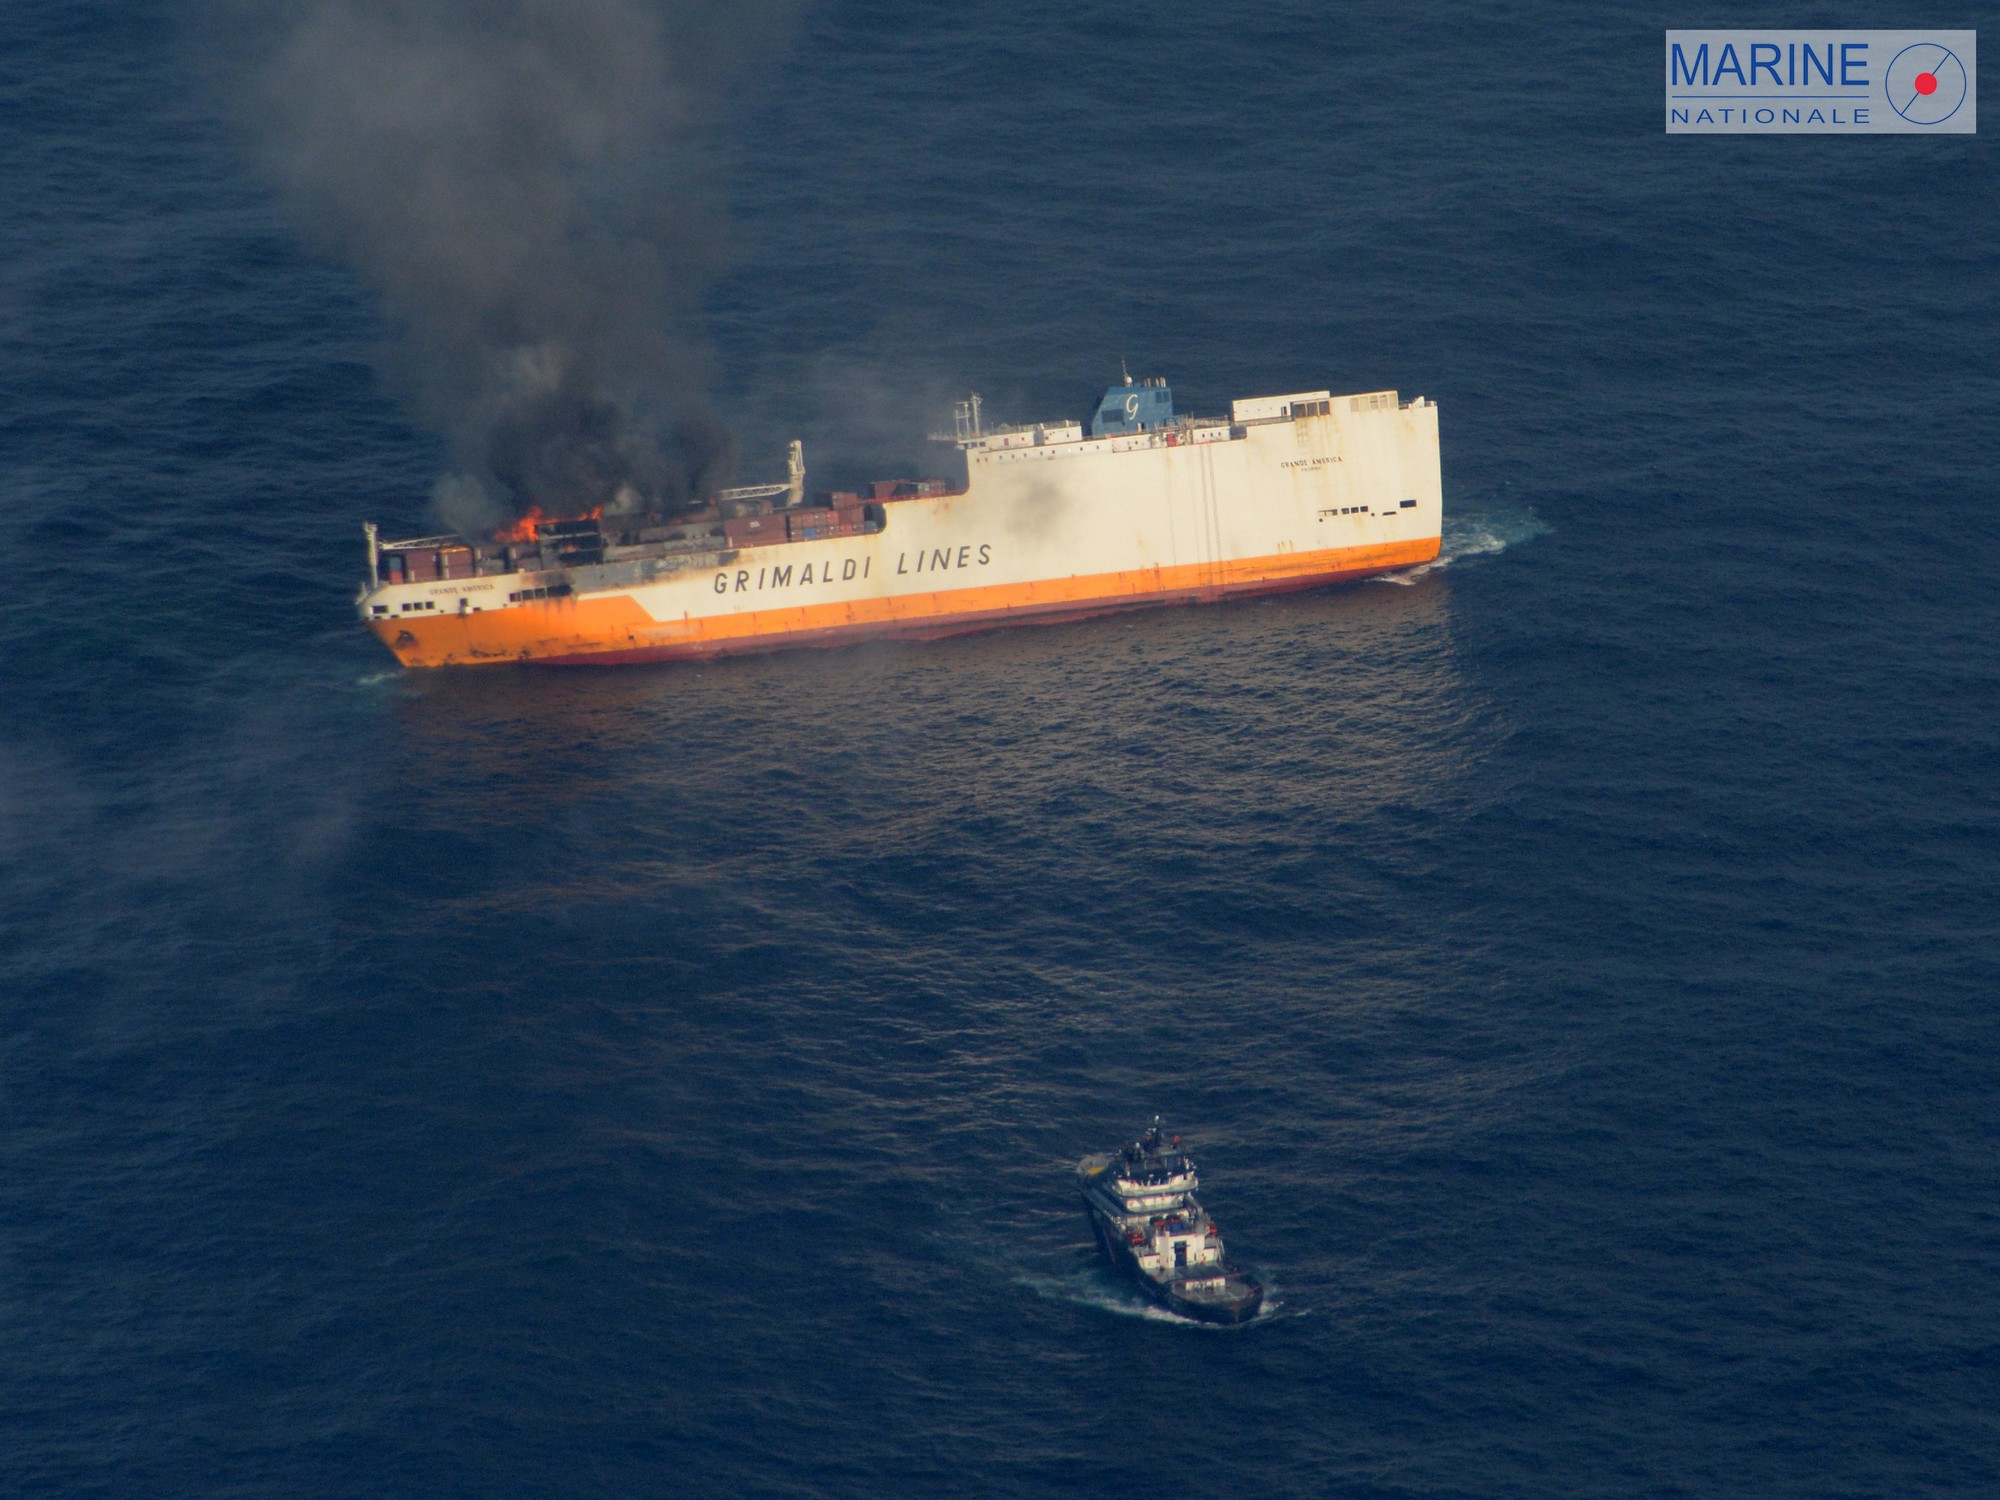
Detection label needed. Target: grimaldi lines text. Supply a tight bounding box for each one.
[357,378,1445,667]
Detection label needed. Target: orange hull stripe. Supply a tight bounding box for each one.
[371,537,1440,667]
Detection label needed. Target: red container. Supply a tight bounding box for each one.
[724,516,785,546]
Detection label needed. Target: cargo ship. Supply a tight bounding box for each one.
[357,374,1443,667]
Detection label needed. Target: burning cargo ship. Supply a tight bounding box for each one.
[358,375,1444,667]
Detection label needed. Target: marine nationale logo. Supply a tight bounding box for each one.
[1666,30,1976,133]
[1885,41,1969,125]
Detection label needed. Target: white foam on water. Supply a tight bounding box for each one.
[1374,499,1549,585]
[1015,1264,1295,1329]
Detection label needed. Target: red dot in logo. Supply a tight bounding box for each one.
[1914,71,1939,96]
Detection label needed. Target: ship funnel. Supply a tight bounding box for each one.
[1090,376,1172,437]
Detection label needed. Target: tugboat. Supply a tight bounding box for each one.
[1077,1119,1263,1325]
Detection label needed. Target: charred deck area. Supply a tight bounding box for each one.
[368,483,943,590]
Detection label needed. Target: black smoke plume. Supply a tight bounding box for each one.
[220,0,790,529]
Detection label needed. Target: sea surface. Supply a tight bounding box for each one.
[4,3,1998,1496]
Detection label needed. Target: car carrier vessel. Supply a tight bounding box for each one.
[357,373,1443,667]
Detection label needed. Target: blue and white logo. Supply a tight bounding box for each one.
[1666,30,1976,134]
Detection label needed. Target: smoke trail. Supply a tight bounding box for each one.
[221,0,791,529]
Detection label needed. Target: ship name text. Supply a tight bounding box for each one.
[713,543,995,595]
[896,544,992,575]
[716,555,871,594]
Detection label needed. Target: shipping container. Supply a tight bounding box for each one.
[724,516,786,546]
[786,509,840,540]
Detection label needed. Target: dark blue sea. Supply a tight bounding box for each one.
[4,3,1997,1495]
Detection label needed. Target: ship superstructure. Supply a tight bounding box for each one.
[357,374,1444,667]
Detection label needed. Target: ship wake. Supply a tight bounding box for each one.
[1015,1250,1294,1329]
[1375,497,1549,585]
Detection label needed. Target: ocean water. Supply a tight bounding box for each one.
[4,3,1998,1496]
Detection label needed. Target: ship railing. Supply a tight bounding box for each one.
[1084,423,1242,452]
[963,417,1242,447]
[931,420,1051,449]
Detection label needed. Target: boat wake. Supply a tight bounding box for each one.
[1374,498,1548,585]
[1015,1258,1295,1329]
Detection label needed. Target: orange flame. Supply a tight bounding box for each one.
[494,505,602,544]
